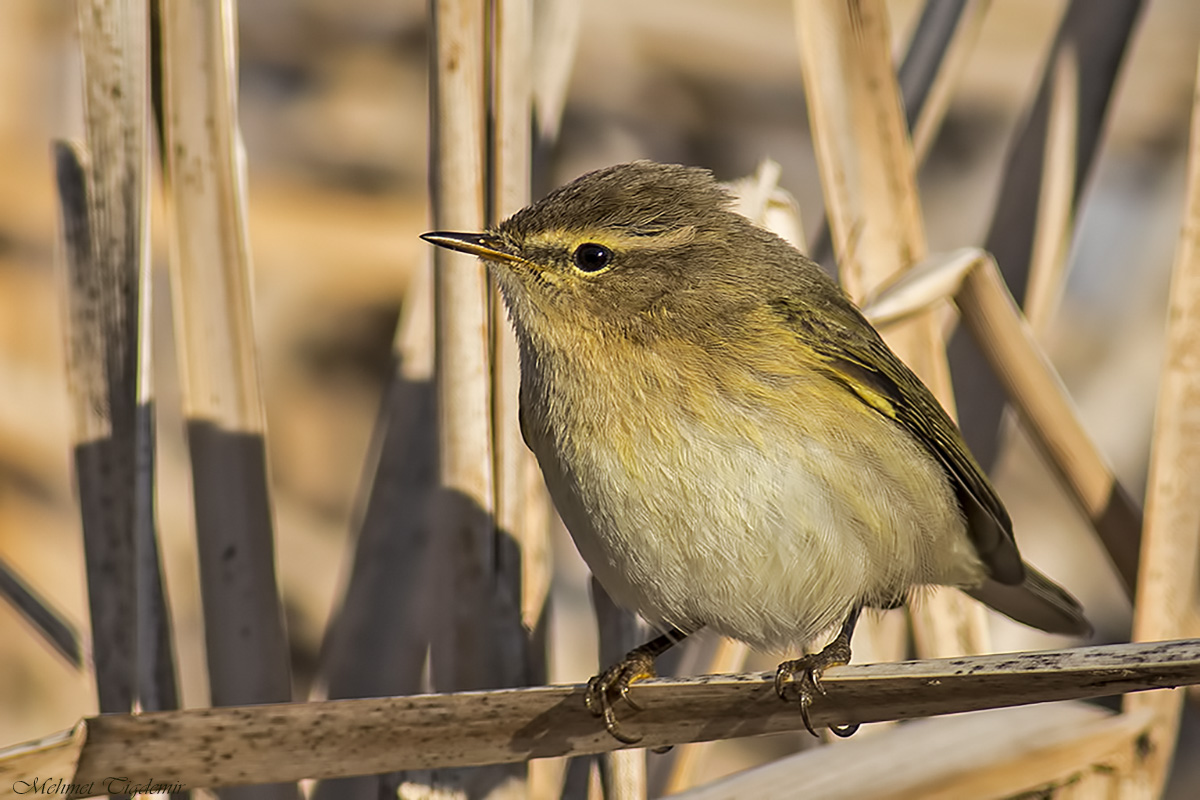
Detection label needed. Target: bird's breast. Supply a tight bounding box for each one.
[518,336,981,651]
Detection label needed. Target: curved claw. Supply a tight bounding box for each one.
[773,665,790,700]
[774,634,855,738]
[809,666,830,697]
[602,698,643,745]
[585,652,658,744]
[617,678,645,712]
[798,692,819,738]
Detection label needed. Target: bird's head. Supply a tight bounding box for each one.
[422,161,776,349]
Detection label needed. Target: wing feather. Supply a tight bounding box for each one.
[770,293,1026,586]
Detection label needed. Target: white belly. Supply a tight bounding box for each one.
[526,381,984,653]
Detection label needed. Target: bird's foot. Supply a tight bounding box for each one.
[774,635,858,738]
[586,649,658,745]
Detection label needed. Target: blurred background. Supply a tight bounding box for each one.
[0,0,1197,794]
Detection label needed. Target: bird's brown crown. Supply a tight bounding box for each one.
[501,160,735,239]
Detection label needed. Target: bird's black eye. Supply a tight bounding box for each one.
[573,243,612,273]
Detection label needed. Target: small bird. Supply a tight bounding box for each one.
[422,161,1090,743]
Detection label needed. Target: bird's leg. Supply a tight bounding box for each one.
[775,606,861,738]
[586,627,689,745]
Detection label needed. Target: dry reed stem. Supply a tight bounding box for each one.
[161,0,263,430]
[430,0,497,697]
[69,0,150,715]
[665,704,1151,800]
[1025,47,1079,335]
[311,261,438,693]
[794,0,988,659]
[160,3,296,751]
[866,246,1143,602]
[490,0,551,650]
[794,0,925,302]
[489,1,554,797]
[492,7,551,631]
[881,712,1147,800]
[2,639,1199,796]
[131,162,178,719]
[531,0,582,140]
[591,579,648,800]
[0,726,88,800]
[50,141,101,674]
[398,258,438,383]
[726,160,809,252]
[308,265,440,800]
[56,142,108,447]
[806,0,989,267]
[307,260,441,800]
[345,231,438,690]
[872,244,1144,599]
[0,559,81,668]
[1123,53,1200,798]
[427,2,531,798]
[655,637,756,797]
[76,0,147,418]
[955,0,1146,473]
[862,249,979,328]
[431,0,491,518]
[870,244,1144,617]
[956,255,1143,594]
[905,0,991,163]
[599,750,646,800]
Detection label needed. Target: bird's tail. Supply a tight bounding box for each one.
[966,565,1092,636]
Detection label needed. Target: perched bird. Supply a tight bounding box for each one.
[422,160,1090,742]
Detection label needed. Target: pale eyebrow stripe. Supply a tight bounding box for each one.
[524,225,698,252]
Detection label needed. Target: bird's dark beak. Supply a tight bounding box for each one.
[420,231,522,264]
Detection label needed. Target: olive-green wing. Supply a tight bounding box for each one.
[771,293,1026,586]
